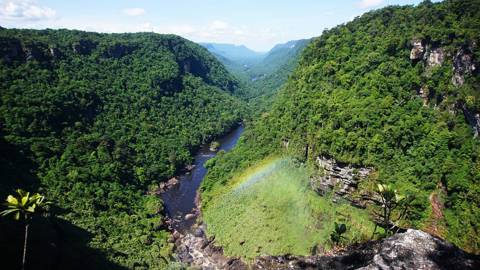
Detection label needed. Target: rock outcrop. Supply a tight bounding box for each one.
[49,47,62,59]
[426,47,445,68]
[0,38,59,64]
[462,103,480,138]
[410,39,425,61]
[102,43,137,58]
[452,47,477,86]
[418,85,430,107]
[410,38,446,72]
[0,38,25,63]
[171,223,479,269]
[310,156,371,205]
[425,47,445,75]
[172,223,247,270]
[253,229,480,270]
[24,43,50,62]
[180,56,209,78]
[72,39,97,55]
[408,39,479,137]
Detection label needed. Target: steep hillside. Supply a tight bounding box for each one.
[202,40,310,111]
[249,39,310,80]
[0,29,245,269]
[247,39,310,109]
[202,0,480,256]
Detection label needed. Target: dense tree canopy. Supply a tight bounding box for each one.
[202,0,480,253]
[0,29,245,269]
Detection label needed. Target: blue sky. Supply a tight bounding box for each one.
[1,0,438,51]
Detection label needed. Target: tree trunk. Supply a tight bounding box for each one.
[22,223,29,270]
[371,223,378,239]
[304,143,309,161]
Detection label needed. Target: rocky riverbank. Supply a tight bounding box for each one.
[168,222,246,269]
[158,129,478,269]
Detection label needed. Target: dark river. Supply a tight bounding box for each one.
[161,125,244,232]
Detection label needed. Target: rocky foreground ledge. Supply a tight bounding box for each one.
[173,228,479,270]
[254,229,479,270]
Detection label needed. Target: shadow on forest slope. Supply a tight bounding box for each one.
[0,216,128,270]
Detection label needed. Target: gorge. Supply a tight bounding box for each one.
[0,0,480,269]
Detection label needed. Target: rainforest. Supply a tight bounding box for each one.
[0,0,479,269]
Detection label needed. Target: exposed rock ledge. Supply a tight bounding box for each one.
[171,228,479,269]
[310,156,371,207]
[253,229,479,270]
[170,223,247,269]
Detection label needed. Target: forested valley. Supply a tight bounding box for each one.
[0,29,245,269]
[202,39,310,111]
[1,0,480,269]
[202,0,480,257]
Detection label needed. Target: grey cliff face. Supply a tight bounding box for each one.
[452,47,476,87]
[310,156,371,206]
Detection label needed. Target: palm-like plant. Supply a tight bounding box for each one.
[376,184,405,235]
[330,222,347,245]
[1,189,49,270]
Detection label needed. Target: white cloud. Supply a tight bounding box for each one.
[359,0,384,8]
[0,0,56,21]
[166,20,280,51]
[89,19,268,50]
[122,8,145,17]
[0,14,278,51]
[209,20,228,31]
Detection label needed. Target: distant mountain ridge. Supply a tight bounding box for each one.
[249,39,310,79]
[201,39,311,110]
[200,42,265,65]
[270,39,301,50]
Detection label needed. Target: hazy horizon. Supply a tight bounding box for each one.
[0,0,441,52]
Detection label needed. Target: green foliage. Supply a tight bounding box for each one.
[330,222,347,245]
[202,0,480,253]
[1,189,50,270]
[246,39,311,111]
[205,40,310,112]
[1,189,48,221]
[373,184,406,235]
[0,29,246,268]
[202,157,375,259]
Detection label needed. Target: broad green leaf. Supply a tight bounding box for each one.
[6,195,18,205]
[26,205,36,213]
[21,192,30,206]
[395,194,405,202]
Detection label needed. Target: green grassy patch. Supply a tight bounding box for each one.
[202,156,375,260]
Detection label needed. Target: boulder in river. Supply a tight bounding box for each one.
[185,213,196,220]
[167,177,179,186]
[210,141,220,152]
[185,164,196,171]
